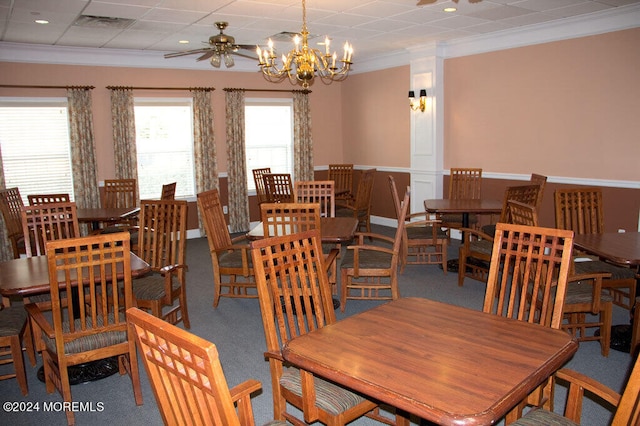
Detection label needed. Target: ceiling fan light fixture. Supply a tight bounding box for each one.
[210,54,221,68]
[224,52,235,68]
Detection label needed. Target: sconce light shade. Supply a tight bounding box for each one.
[409,89,427,112]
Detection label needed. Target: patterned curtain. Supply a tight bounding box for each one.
[293,90,314,181]
[0,146,10,261]
[109,88,139,185]
[192,88,218,233]
[224,89,250,232]
[67,87,100,210]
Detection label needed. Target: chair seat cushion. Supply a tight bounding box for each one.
[574,260,636,280]
[566,281,613,304]
[43,312,127,354]
[469,239,493,255]
[280,368,369,415]
[481,224,496,236]
[341,248,392,270]
[0,306,27,337]
[133,272,180,301]
[218,249,253,269]
[406,226,447,240]
[511,408,578,425]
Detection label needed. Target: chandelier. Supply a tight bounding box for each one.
[256,0,353,88]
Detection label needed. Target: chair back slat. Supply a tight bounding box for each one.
[263,173,294,203]
[328,164,353,200]
[554,188,604,234]
[21,202,80,257]
[506,200,539,227]
[483,223,574,330]
[0,187,25,257]
[499,184,542,223]
[530,174,548,208]
[294,180,335,218]
[28,193,71,205]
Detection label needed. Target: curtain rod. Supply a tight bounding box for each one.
[106,86,214,91]
[224,87,311,94]
[0,84,95,89]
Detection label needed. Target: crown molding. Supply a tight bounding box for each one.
[1,4,638,73]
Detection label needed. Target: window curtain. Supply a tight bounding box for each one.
[192,88,218,233]
[67,87,100,210]
[0,147,10,261]
[224,89,250,232]
[109,88,139,187]
[293,90,314,181]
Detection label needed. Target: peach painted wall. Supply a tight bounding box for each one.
[444,28,640,181]
[0,62,343,180]
[340,66,410,167]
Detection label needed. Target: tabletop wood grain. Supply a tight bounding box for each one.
[283,297,578,426]
[573,232,640,266]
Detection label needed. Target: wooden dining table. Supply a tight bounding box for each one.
[423,198,503,229]
[76,206,140,231]
[283,297,578,426]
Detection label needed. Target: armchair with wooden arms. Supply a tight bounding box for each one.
[25,233,143,425]
[197,189,255,308]
[132,199,189,328]
[0,302,33,396]
[458,184,542,287]
[250,229,403,426]
[388,175,447,273]
[0,187,26,258]
[512,348,640,425]
[328,163,354,202]
[252,167,271,205]
[336,168,376,233]
[263,173,294,203]
[340,188,410,312]
[126,308,287,426]
[555,187,637,310]
[507,199,613,357]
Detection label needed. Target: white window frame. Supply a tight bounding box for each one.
[134,97,196,200]
[245,98,294,193]
[0,97,74,202]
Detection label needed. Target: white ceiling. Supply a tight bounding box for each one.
[1,0,639,72]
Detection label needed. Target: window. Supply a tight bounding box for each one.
[0,98,74,202]
[134,99,195,199]
[245,99,293,191]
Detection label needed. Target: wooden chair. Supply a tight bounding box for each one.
[388,175,448,273]
[511,351,640,426]
[506,200,613,358]
[25,232,143,425]
[27,193,71,205]
[555,187,637,310]
[336,168,376,233]
[263,173,294,203]
[483,222,575,423]
[160,182,176,200]
[440,167,483,234]
[632,297,640,356]
[0,187,26,258]
[102,178,138,231]
[0,303,33,396]
[252,167,271,205]
[294,180,335,217]
[126,307,287,426]
[132,199,189,328]
[328,163,354,202]
[340,187,410,312]
[21,202,80,257]
[250,229,400,426]
[530,173,548,209]
[458,185,542,287]
[197,189,255,308]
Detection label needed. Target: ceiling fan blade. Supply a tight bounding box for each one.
[164,48,210,59]
[232,51,258,60]
[236,44,259,51]
[417,0,438,5]
[196,50,216,61]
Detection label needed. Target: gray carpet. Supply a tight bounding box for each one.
[0,225,634,425]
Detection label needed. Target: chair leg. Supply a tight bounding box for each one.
[600,302,612,357]
[9,335,28,396]
[340,269,349,313]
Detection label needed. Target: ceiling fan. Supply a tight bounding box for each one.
[164,22,257,68]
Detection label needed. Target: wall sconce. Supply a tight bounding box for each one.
[409,89,427,112]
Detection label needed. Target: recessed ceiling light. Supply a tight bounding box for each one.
[179,40,189,44]
[35,19,49,24]
[444,7,457,12]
